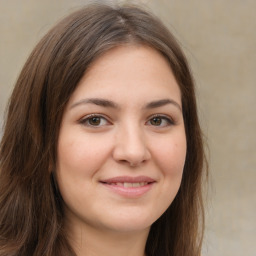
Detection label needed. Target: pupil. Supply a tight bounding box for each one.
[151,117,161,126]
[89,117,100,125]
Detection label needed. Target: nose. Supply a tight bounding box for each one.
[112,124,151,167]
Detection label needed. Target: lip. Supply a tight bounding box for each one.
[101,175,155,183]
[100,176,156,198]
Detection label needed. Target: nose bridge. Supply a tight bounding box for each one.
[113,121,150,166]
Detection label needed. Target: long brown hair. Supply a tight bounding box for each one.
[0,3,207,256]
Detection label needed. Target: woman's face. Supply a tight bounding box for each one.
[56,45,186,235]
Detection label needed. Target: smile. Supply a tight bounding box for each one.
[104,182,150,187]
[100,176,155,198]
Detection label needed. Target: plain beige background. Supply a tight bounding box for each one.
[0,0,255,255]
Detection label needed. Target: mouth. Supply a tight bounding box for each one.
[101,182,152,188]
[100,176,155,198]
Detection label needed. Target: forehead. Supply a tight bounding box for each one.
[68,45,181,107]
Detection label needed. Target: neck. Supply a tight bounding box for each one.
[65,218,149,256]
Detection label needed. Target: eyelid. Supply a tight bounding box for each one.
[146,114,175,127]
[78,113,112,127]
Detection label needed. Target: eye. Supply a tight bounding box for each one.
[147,115,174,127]
[79,114,110,127]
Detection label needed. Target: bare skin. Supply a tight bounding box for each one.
[57,45,186,256]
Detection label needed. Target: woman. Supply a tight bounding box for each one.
[0,3,207,256]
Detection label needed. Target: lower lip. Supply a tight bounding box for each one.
[100,182,154,198]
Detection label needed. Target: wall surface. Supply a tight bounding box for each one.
[0,0,255,255]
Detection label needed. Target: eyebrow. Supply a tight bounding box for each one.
[144,99,182,111]
[70,98,119,109]
[70,97,182,111]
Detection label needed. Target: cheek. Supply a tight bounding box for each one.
[166,142,186,173]
[148,133,186,219]
[57,132,111,177]
[55,133,111,214]
[152,134,187,177]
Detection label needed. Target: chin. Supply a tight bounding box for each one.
[99,213,155,233]
[106,222,151,233]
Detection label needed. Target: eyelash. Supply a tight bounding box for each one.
[79,114,175,128]
[79,114,110,127]
[146,114,175,127]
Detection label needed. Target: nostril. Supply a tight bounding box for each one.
[112,134,151,167]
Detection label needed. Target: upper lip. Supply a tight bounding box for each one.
[100,176,155,184]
